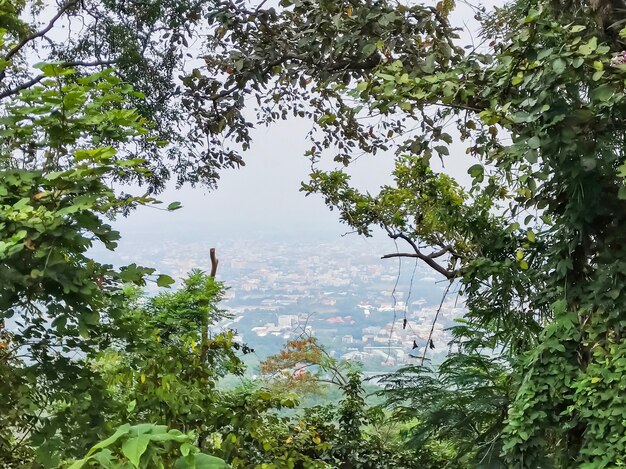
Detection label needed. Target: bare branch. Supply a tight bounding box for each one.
[63,59,117,68]
[0,75,45,100]
[254,0,270,13]
[2,0,79,70]
[209,247,219,279]
[381,252,457,279]
[201,247,219,363]
[382,232,459,279]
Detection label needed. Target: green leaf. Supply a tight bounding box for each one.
[121,435,151,468]
[87,425,131,456]
[578,36,598,56]
[193,453,229,469]
[167,201,183,211]
[590,84,613,102]
[120,263,154,284]
[175,454,229,469]
[434,145,449,156]
[180,443,193,457]
[133,423,166,435]
[507,222,520,233]
[67,458,88,469]
[527,229,536,243]
[468,164,484,179]
[526,149,538,164]
[35,62,76,77]
[157,274,175,288]
[148,432,189,443]
[527,136,541,149]
[92,449,115,468]
[552,58,566,74]
[552,299,567,315]
[362,43,377,56]
[618,186,626,200]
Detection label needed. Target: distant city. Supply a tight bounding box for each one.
[98,235,465,373]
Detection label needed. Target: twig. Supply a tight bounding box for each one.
[386,238,402,363]
[382,252,457,279]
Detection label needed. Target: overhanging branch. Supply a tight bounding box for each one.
[383,231,459,279]
[381,252,457,279]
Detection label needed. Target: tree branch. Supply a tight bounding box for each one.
[420,281,453,365]
[381,252,457,279]
[428,245,457,259]
[64,59,118,68]
[1,0,79,77]
[207,51,383,105]
[0,75,45,100]
[382,232,458,279]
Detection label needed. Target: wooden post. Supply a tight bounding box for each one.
[209,248,218,279]
[201,248,218,363]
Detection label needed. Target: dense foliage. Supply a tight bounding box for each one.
[193,0,626,466]
[5,0,626,467]
[0,4,432,468]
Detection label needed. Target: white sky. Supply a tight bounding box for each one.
[114,0,497,248]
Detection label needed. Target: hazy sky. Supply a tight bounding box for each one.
[117,118,394,243]
[114,1,487,251]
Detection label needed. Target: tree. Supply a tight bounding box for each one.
[0,3,391,468]
[260,336,352,393]
[381,321,511,468]
[186,0,626,466]
[0,0,464,191]
[1,0,250,190]
[0,61,179,466]
[93,272,247,437]
[260,337,445,468]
